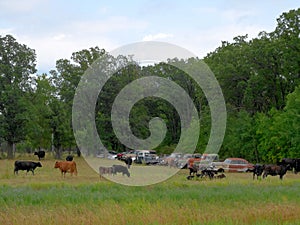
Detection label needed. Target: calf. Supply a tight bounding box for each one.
[112,165,130,177]
[14,161,42,175]
[34,151,45,160]
[262,164,290,180]
[247,164,264,180]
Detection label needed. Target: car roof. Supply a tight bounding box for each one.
[226,158,248,161]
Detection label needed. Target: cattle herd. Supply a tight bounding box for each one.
[13,152,78,177]
[12,151,132,179]
[187,157,300,181]
[247,158,300,180]
[12,152,300,181]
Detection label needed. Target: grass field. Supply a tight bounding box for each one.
[0,156,299,225]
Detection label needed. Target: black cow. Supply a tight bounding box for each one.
[201,168,216,179]
[189,165,198,176]
[247,164,264,180]
[14,161,42,175]
[262,164,290,180]
[66,155,74,161]
[112,165,130,177]
[76,148,81,157]
[34,151,45,160]
[124,156,133,169]
[280,158,300,174]
[295,159,300,174]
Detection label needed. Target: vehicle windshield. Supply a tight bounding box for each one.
[224,159,231,164]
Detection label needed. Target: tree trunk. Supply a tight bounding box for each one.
[7,141,14,159]
[54,147,62,159]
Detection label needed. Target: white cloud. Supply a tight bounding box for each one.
[142,33,174,41]
[0,28,14,35]
[221,9,256,23]
[172,23,265,58]
[72,16,148,34]
[11,15,149,73]
[0,0,45,13]
[18,33,117,73]
[52,34,67,41]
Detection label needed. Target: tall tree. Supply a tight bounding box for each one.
[25,74,54,151]
[0,35,36,158]
[50,47,107,156]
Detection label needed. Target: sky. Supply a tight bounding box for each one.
[0,0,299,74]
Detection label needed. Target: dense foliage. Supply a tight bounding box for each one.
[0,8,299,162]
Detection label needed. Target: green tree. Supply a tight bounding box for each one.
[24,74,54,151]
[0,35,36,158]
[256,85,300,162]
[221,109,259,162]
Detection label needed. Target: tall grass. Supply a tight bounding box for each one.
[0,157,299,224]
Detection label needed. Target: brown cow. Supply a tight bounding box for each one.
[54,161,78,177]
[262,164,290,180]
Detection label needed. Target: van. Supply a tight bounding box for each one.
[135,150,158,164]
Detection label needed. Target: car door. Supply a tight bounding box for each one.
[228,160,241,172]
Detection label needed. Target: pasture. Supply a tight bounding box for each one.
[0,156,299,225]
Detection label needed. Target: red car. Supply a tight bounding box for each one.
[212,158,254,172]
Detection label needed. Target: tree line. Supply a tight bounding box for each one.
[0,8,299,162]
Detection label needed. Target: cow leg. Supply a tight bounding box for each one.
[262,173,267,179]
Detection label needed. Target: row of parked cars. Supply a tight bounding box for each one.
[165,153,254,172]
[98,150,254,172]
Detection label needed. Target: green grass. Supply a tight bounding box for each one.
[0,157,299,225]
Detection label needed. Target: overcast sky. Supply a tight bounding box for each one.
[0,0,299,73]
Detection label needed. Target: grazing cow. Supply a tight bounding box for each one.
[112,165,130,177]
[201,168,216,179]
[262,164,290,180]
[247,164,264,180]
[54,161,77,177]
[99,166,113,178]
[14,161,42,175]
[34,151,45,160]
[66,155,74,161]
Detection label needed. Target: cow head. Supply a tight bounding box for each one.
[54,161,60,168]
